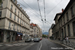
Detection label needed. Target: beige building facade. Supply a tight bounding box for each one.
[30,23,42,38]
[0,0,30,42]
[52,0,75,40]
[48,29,52,37]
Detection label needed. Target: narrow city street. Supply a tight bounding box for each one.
[0,39,72,50]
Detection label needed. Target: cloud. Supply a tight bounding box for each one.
[17,0,70,32]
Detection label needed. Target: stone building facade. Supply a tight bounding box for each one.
[48,24,55,37]
[30,23,42,38]
[52,0,75,40]
[0,0,30,42]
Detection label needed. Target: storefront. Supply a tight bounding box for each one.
[15,32,23,41]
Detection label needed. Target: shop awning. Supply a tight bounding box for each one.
[17,32,23,35]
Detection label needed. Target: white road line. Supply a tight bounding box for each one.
[39,42,42,50]
[5,44,13,46]
[30,43,35,46]
[13,44,20,46]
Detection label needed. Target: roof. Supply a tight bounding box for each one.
[58,0,75,21]
[30,23,37,27]
[54,13,62,20]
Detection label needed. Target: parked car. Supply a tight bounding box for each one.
[25,38,31,42]
[30,38,34,41]
[33,38,40,42]
[39,38,42,41]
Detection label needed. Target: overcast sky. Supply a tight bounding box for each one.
[17,0,70,33]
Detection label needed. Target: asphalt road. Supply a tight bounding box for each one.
[0,38,72,50]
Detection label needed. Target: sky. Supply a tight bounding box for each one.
[17,0,70,33]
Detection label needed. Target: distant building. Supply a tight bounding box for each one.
[48,24,55,37]
[52,12,62,40]
[52,0,75,40]
[30,23,42,38]
[0,0,30,42]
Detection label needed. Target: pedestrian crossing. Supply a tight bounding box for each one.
[0,43,34,47]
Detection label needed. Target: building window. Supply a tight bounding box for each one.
[11,5,13,10]
[71,6,74,17]
[21,14,22,19]
[64,27,66,37]
[10,12,12,18]
[0,11,2,17]
[20,20,21,24]
[66,12,69,21]
[18,11,19,16]
[73,21,75,36]
[9,22,11,29]
[17,26,18,31]
[17,17,19,22]
[13,24,15,30]
[63,15,65,24]
[68,24,70,36]
[15,8,16,13]
[14,15,16,20]
[0,2,3,8]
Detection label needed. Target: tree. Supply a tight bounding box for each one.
[42,34,48,38]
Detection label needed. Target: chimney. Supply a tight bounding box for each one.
[62,9,64,12]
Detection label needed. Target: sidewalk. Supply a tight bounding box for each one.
[49,39,75,50]
[0,40,25,45]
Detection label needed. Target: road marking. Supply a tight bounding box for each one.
[49,39,75,50]
[24,43,35,50]
[5,44,13,46]
[39,42,42,50]
[13,44,20,46]
[30,43,35,45]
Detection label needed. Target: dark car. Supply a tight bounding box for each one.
[25,38,31,42]
[33,38,40,42]
[30,38,34,41]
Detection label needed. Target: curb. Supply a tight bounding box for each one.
[49,39,75,50]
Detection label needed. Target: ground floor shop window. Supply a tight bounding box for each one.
[0,32,3,42]
[7,32,10,42]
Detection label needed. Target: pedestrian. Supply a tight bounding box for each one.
[65,36,69,44]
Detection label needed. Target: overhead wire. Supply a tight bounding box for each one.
[17,1,39,17]
[37,0,45,33]
[17,1,42,23]
[43,0,46,23]
[22,0,40,16]
[47,0,62,16]
[45,0,63,24]
[37,0,43,21]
